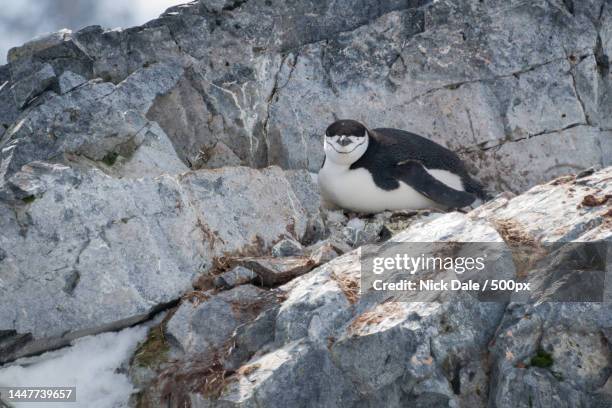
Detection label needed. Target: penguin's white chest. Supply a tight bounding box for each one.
[318,161,463,213]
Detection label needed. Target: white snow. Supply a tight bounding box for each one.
[0,326,148,408]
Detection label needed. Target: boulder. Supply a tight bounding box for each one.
[204,339,357,408]
[271,239,303,257]
[213,266,258,290]
[0,62,184,187]
[165,285,276,356]
[307,241,339,265]
[0,164,317,363]
[10,63,57,108]
[7,29,94,81]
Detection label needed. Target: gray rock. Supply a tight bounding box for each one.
[466,125,612,193]
[230,256,316,286]
[7,29,93,82]
[10,63,57,108]
[283,170,325,243]
[0,165,313,363]
[491,367,602,408]
[165,285,275,356]
[342,217,389,248]
[57,71,87,94]
[0,0,604,193]
[259,0,607,184]
[8,30,74,63]
[323,209,436,249]
[195,141,243,169]
[98,121,188,179]
[221,305,280,372]
[0,62,184,187]
[0,1,611,406]
[542,329,610,390]
[143,66,237,169]
[153,167,612,407]
[307,241,339,265]
[470,166,612,242]
[70,23,185,84]
[498,59,585,139]
[305,237,352,259]
[342,218,367,246]
[0,81,19,139]
[213,266,258,289]
[209,340,358,408]
[200,0,237,14]
[271,239,303,257]
[273,251,361,345]
[138,286,283,406]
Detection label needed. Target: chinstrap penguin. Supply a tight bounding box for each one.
[318,119,487,213]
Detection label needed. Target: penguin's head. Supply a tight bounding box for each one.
[323,119,369,165]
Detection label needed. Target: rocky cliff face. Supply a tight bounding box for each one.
[1,0,611,190]
[130,168,612,408]
[0,0,611,407]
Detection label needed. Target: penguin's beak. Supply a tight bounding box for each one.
[337,136,352,147]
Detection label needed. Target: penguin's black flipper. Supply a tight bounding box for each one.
[394,160,476,208]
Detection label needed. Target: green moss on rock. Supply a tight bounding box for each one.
[133,325,169,369]
[101,151,119,166]
[530,349,553,368]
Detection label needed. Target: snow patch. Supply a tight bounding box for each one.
[0,326,148,408]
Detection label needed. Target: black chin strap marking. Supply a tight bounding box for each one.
[327,139,366,155]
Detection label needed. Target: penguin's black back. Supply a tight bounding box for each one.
[351,128,487,199]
